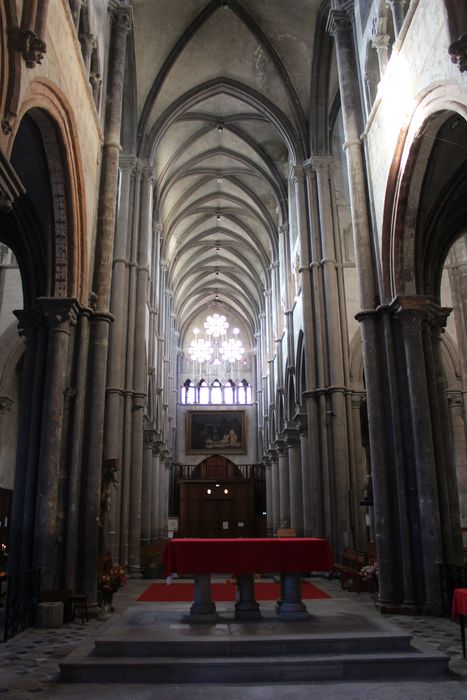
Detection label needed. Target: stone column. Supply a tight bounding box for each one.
[151,442,162,541]
[64,306,91,591]
[291,165,323,539]
[372,33,390,74]
[127,166,153,575]
[119,162,142,566]
[79,32,96,75]
[264,459,273,536]
[141,427,154,548]
[33,298,79,590]
[80,3,132,602]
[394,299,443,611]
[312,155,351,552]
[425,305,463,565]
[448,393,467,526]
[9,307,46,574]
[103,155,135,560]
[386,0,406,37]
[158,450,168,537]
[277,439,290,528]
[285,426,303,535]
[69,0,86,31]
[328,7,397,603]
[296,413,312,536]
[269,449,280,534]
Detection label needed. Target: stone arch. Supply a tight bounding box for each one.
[295,329,306,402]
[285,371,296,422]
[5,79,87,303]
[381,85,467,301]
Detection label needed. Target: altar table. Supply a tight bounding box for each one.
[452,588,467,657]
[162,538,333,621]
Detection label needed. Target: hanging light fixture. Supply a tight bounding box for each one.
[204,313,229,338]
[220,337,245,363]
[188,337,213,363]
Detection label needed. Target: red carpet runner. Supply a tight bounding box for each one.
[138,581,330,602]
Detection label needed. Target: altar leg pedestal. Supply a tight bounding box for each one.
[277,572,310,620]
[235,573,261,619]
[190,574,217,619]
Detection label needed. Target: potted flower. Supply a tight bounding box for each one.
[97,565,126,611]
[360,562,378,593]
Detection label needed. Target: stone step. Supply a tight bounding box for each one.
[60,649,449,684]
[94,632,413,658]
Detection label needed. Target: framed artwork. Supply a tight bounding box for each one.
[187,410,246,454]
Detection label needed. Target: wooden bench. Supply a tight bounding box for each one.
[334,548,368,593]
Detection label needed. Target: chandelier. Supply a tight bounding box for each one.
[220,337,245,363]
[204,313,229,338]
[188,329,214,363]
[187,315,245,368]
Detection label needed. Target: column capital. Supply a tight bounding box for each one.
[79,31,96,51]
[289,164,305,185]
[119,154,138,170]
[310,155,334,177]
[372,33,390,51]
[326,8,352,37]
[283,425,300,447]
[142,164,155,185]
[153,221,163,237]
[278,223,289,236]
[109,3,133,33]
[293,412,308,434]
[390,295,451,330]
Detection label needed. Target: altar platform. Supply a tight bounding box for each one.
[59,576,450,686]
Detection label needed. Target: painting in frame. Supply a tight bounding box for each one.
[187,410,246,454]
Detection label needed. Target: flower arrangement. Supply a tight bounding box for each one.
[97,566,126,609]
[359,562,378,582]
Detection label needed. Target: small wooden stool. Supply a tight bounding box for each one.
[70,594,89,624]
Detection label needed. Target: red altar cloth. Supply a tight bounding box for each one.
[162,538,333,577]
[452,588,467,619]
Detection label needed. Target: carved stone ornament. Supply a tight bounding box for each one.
[1,112,16,136]
[449,35,467,72]
[16,30,47,68]
[0,397,13,413]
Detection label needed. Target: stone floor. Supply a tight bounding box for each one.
[1,576,467,699]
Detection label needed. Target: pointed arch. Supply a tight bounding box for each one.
[381,85,467,302]
[7,78,88,303]
[144,78,303,164]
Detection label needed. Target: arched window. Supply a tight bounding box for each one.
[211,379,222,404]
[181,379,195,405]
[224,379,235,404]
[238,379,251,404]
[198,379,209,404]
